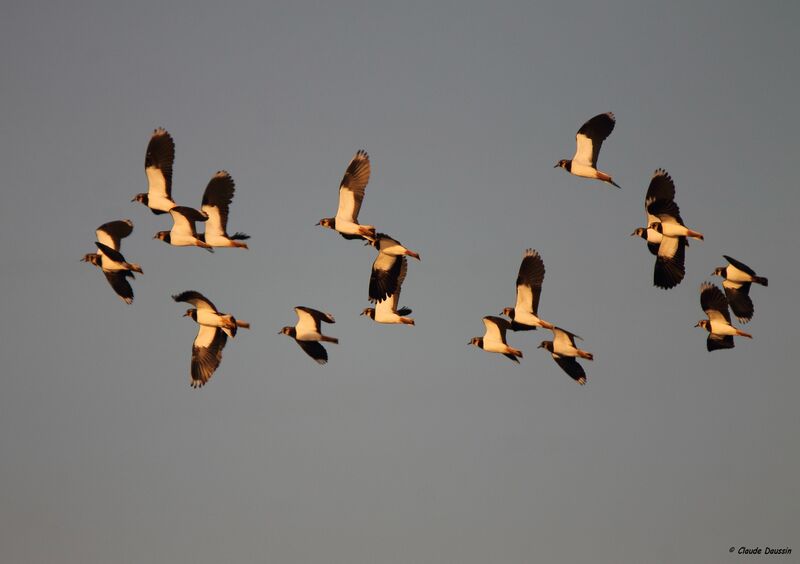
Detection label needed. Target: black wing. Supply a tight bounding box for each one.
[172,290,218,312]
[644,169,676,208]
[201,171,236,233]
[95,242,127,264]
[145,127,175,199]
[295,306,335,324]
[577,112,615,167]
[654,237,686,290]
[700,283,732,324]
[554,356,587,385]
[297,340,328,365]
[96,219,134,250]
[103,270,134,304]
[723,255,756,276]
[369,254,405,303]
[191,327,227,388]
[707,334,735,352]
[647,198,684,225]
[515,248,545,315]
[723,283,753,323]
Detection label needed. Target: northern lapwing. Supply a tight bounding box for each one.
[712,256,768,323]
[361,256,415,325]
[154,206,213,251]
[172,291,250,338]
[82,219,142,304]
[368,233,421,303]
[318,150,376,241]
[468,316,523,363]
[696,282,752,351]
[174,290,249,388]
[199,171,250,249]
[280,307,338,364]
[632,168,679,256]
[538,327,593,385]
[132,128,177,214]
[501,248,555,331]
[642,173,703,290]
[555,112,620,188]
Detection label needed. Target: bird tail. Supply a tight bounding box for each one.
[231,232,250,240]
[320,335,339,344]
[400,317,415,325]
[128,262,143,274]
[753,276,768,287]
[687,229,704,241]
[577,349,594,361]
[736,329,753,339]
[508,347,523,359]
[358,225,376,239]
[236,320,251,329]
[197,240,215,252]
[232,241,249,249]
[597,171,621,189]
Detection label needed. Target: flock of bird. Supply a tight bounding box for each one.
[83,113,768,388]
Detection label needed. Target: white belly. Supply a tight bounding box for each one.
[169,231,199,246]
[196,310,225,327]
[333,218,362,236]
[374,310,402,323]
[709,321,737,336]
[660,223,690,237]
[296,331,322,342]
[149,195,176,213]
[515,310,544,327]
[726,265,752,283]
[483,339,510,354]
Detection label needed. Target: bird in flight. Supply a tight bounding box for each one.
[280,307,339,364]
[555,112,620,188]
[82,219,142,304]
[318,150,376,241]
[695,282,752,351]
[468,316,523,363]
[501,248,555,331]
[133,128,177,214]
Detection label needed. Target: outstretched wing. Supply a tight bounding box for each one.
[201,171,236,239]
[483,316,511,344]
[96,219,134,251]
[723,282,754,323]
[573,112,615,168]
[553,355,587,385]
[552,326,581,349]
[654,236,686,289]
[103,270,134,304]
[514,248,545,315]
[169,206,207,237]
[369,252,404,303]
[644,169,676,224]
[336,150,371,222]
[297,340,329,365]
[700,282,732,324]
[723,255,756,276]
[191,325,227,388]
[145,128,175,200]
[172,290,218,311]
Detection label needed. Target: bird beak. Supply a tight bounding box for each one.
[630,230,637,236]
[131,196,137,202]
[183,312,191,317]
[315,221,321,226]
[553,162,559,168]
[693,322,702,328]
[277,330,283,335]
[537,343,544,348]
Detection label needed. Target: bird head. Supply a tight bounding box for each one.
[711,267,725,277]
[131,193,148,204]
[468,337,482,347]
[631,227,646,238]
[183,309,197,320]
[317,218,334,229]
[154,231,170,242]
[360,308,375,319]
[538,341,554,352]
[500,307,514,318]
[554,159,568,169]
[694,320,710,331]
[279,326,295,337]
[81,253,100,266]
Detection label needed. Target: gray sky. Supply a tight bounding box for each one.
[1,1,798,563]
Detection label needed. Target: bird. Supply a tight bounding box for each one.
[368,233,421,303]
[711,256,768,323]
[695,282,752,351]
[555,112,620,188]
[501,248,555,331]
[468,316,523,363]
[317,150,376,241]
[82,219,142,304]
[198,170,250,249]
[132,128,177,214]
[631,168,681,256]
[154,206,214,251]
[538,326,593,385]
[173,291,249,388]
[172,291,250,338]
[641,172,703,289]
[280,307,338,364]
[361,256,415,325]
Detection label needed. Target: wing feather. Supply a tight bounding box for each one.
[573,112,615,167]
[336,150,370,222]
[145,128,175,199]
